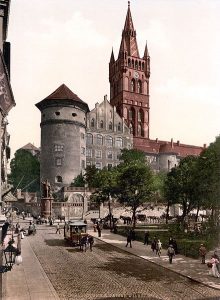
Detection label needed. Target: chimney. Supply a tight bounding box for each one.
[177,140,180,146]
[171,138,173,148]
[156,138,158,143]
[203,144,207,148]
[104,95,107,101]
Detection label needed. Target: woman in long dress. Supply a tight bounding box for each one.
[209,257,220,278]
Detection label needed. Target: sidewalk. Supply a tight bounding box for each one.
[4,229,59,300]
[88,228,220,290]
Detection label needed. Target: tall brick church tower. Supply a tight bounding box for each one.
[109,1,150,149]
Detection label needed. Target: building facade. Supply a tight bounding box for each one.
[109,2,204,171]
[86,95,133,169]
[36,84,89,191]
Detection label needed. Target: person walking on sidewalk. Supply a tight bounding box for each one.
[125,230,132,248]
[156,239,162,257]
[56,223,61,234]
[97,223,102,237]
[167,244,175,264]
[199,244,207,264]
[144,230,149,245]
[151,236,157,253]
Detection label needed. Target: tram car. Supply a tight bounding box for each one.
[64,219,88,246]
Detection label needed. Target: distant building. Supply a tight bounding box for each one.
[19,143,40,158]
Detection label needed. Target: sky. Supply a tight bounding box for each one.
[6,0,220,158]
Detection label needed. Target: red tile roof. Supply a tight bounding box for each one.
[43,83,84,103]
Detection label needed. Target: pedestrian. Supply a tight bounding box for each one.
[172,238,178,254]
[168,236,174,246]
[97,223,102,237]
[88,235,94,251]
[156,239,162,257]
[144,230,149,245]
[167,244,175,264]
[125,230,132,248]
[213,251,220,272]
[199,244,207,264]
[56,223,61,234]
[151,236,157,253]
[208,256,220,278]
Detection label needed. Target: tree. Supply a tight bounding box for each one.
[9,149,40,192]
[71,172,85,187]
[116,161,153,228]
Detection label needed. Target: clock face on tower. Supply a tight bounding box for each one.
[134,71,139,79]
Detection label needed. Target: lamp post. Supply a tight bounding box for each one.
[108,194,113,231]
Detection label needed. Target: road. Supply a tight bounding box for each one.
[27,225,220,300]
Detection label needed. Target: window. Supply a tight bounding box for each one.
[108,164,113,169]
[131,79,135,92]
[81,132,85,139]
[97,134,103,145]
[95,162,102,169]
[55,158,62,166]
[81,147,85,155]
[100,120,104,128]
[54,144,64,152]
[95,150,102,158]
[118,122,121,131]
[86,148,92,158]
[107,151,113,159]
[115,137,123,148]
[55,111,60,116]
[55,175,62,183]
[86,133,93,145]
[72,113,77,117]
[106,136,113,147]
[81,160,85,169]
[86,161,91,167]
[91,118,95,127]
[109,122,113,130]
[116,152,121,159]
[137,80,142,93]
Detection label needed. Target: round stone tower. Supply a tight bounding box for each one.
[35,84,89,191]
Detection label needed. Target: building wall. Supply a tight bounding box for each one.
[40,104,86,190]
[86,96,133,169]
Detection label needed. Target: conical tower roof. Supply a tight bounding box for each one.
[35,84,89,112]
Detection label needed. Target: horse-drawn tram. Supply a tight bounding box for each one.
[64,219,88,246]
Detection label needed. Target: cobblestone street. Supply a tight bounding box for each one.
[24,225,220,300]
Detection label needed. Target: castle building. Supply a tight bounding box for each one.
[86,95,133,169]
[109,2,204,171]
[36,2,205,191]
[36,84,89,191]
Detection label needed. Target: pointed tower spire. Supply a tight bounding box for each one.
[118,1,139,58]
[110,48,115,63]
[143,41,150,59]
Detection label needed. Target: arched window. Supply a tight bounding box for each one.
[106,136,113,147]
[55,175,62,183]
[100,120,104,128]
[123,107,128,119]
[129,123,134,134]
[91,118,95,127]
[132,59,134,68]
[118,122,121,131]
[131,79,135,92]
[109,121,113,130]
[142,62,145,70]
[135,60,138,69]
[115,137,123,148]
[138,109,144,122]
[97,134,103,145]
[86,133,93,145]
[128,58,131,67]
[129,107,135,120]
[137,80,142,93]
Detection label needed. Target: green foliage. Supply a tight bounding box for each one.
[71,172,85,187]
[84,165,99,188]
[9,149,40,192]
[119,148,146,165]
